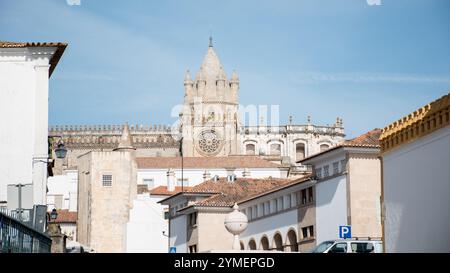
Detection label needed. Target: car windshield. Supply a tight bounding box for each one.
[310,241,335,253]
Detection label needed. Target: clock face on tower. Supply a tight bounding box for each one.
[196,129,223,156]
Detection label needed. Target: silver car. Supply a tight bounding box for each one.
[310,238,383,253]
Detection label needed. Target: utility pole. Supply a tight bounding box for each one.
[180,137,184,192]
[15,183,24,221]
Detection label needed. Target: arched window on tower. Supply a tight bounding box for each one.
[320,144,330,152]
[296,143,305,161]
[270,143,281,156]
[246,144,256,155]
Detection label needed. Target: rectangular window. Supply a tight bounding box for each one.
[264,202,270,216]
[333,162,339,175]
[309,226,314,237]
[163,211,169,220]
[102,174,112,187]
[301,189,307,205]
[315,168,322,178]
[323,165,329,177]
[341,159,347,172]
[189,212,197,226]
[296,191,301,206]
[277,197,284,211]
[248,207,253,220]
[189,245,197,253]
[302,227,308,239]
[285,195,291,209]
[308,187,314,203]
[143,178,155,189]
[302,225,314,239]
[253,205,258,219]
[177,179,189,187]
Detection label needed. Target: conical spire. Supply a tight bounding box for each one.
[195,66,206,81]
[231,70,239,83]
[217,66,226,80]
[184,69,193,84]
[198,44,225,84]
[114,123,135,151]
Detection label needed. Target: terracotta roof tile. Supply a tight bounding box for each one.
[299,129,381,163]
[148,186,192,196]
[53,209,77,223]
[136,156,282,169]
[345,128,382,147]
[0,41,67,77]
[180,177,302,208]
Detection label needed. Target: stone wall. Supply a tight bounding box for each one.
[77,150,137,252]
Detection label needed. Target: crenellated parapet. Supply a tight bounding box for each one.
[49,124,178,150]
[380,92,450,153]
[49,124,173,134]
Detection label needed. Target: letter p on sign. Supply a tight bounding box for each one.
[339,226,351,239]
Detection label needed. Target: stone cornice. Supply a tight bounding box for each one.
[380,93,450,154]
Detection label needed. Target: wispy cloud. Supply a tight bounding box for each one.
[289,72,450,84]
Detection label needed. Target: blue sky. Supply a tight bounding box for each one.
[1,0,449,138]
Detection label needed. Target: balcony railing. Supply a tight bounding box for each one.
[0,209,51,253]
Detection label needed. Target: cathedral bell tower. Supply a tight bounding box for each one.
[181,38,241,157]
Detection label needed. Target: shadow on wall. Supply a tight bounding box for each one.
[314,179,341,209]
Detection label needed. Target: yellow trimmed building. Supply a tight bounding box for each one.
[380,92,450,253]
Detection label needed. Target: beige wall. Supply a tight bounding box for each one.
[77,151,137,252]
[297,203,316,252]
[348,153,382,238]
[76,152,91,248]
[197,211,234,252]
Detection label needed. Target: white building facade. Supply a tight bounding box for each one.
[0,41,66,206]
[380,93,450,253]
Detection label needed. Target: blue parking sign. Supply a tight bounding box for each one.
[339,226,352,239]
[169,247,176,253]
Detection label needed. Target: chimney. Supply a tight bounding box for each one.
[203,170,211,182]
[242,168,251,178]
[167,168,176,192]
[227,174,237,182]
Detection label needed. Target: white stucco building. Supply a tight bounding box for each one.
[238,129,383,253]
[0,41,66,206]
[380,93,450,253]
[47,169,78,211]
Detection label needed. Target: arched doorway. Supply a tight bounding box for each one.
[248,239,257,250]
[240,241,245,250]
[273,233,283,251]
[286,230,298,252]
[260,236,270,250]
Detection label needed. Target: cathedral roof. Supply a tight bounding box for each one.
[196,45,227,84]
[0,41,67,77]
[136,156,283,169]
